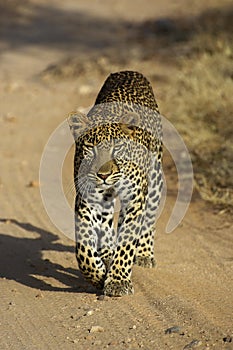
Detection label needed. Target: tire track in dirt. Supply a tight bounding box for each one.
[131,224,233,347]
[1,292,57,350]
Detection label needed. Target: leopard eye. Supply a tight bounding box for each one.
[112,142,125,157]
[82,144,94,158]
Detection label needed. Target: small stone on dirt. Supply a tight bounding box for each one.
[130,325,137,330]
[108,340,119,346]
[89,325,104,333]
[183,339,202,349]
[27,180,40,188]
[165,326,181,334]
[35,291,44,298]
[9,301,15,306]
[84,310,94,316]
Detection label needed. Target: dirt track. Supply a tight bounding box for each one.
[0,1,233,349]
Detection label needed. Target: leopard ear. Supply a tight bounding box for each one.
[119,112,140,136]
[67,111,90,139]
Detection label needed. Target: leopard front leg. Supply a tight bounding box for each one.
[75,198,107,289]
[103,197,145,297]
[134,228,156,268]
[96,191,117,269]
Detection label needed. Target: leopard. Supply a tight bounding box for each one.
[68,71,163,296]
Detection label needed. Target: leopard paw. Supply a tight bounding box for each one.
[103,279,134,297]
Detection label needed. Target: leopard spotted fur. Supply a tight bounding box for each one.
[68,71,163,296]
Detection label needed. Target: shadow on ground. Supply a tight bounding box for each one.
[0,1,232,59]
[0,218,97,293]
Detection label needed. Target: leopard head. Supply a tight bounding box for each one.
[68,110,141,190]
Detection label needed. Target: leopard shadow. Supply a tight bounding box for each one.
[0,219,97,294]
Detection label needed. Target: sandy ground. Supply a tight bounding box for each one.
[0,1,233,349]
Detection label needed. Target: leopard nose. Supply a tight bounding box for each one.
[97,172,110,180]
[97,162,112,181]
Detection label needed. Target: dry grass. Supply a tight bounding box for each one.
[164,7,233,208]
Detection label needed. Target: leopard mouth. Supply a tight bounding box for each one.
[96,177,120,188]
